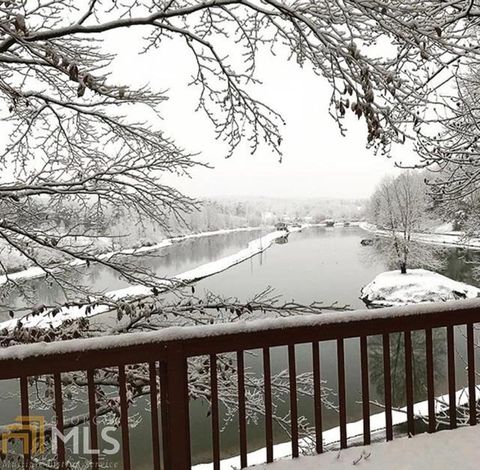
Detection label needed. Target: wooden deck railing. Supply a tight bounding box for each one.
[1,298,480,469]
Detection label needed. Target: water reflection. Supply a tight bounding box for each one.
[1,227,479,467]
[362,237,480,286]
[0,230,267,320]
[275,235,289,245]
[368,331,446,407]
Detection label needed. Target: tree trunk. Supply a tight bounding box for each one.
[400,262,407,274]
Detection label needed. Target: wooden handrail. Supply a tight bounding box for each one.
[0,298,479,469]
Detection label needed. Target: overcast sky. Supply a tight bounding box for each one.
[1,29,417,201]
[136,38,414,201]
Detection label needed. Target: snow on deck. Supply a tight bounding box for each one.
[193,383,480,469]
[361,269,480,307]
[248,426,480,470]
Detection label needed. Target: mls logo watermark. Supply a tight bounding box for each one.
[1,416,45,455]
[1,415,120,458]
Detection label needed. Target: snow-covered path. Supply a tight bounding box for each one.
[247,425,480,469]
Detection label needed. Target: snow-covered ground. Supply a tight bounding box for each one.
[361,269,480,308]
[0,223,323,289]
[193,379,480,469]
[359,222,480,250]
[0,229,288,331]
[247,426,480,470]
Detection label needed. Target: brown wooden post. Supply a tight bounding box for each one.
[425,328,436,433]
[467,323,477,425]
[164,343,191,470]
[383,334,393,441]
[404,330,415,436]
[312,341,323,454]
[263,347,274,463]
[447,326,457,429]
[237,350,248,468]
[20,377,31,470]
[337,338,347,448]
[360,336,370,445]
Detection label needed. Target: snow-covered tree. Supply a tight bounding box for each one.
[416,66,480,205]
[1,0,479,298]
[369,171,442,273]
[1,1,479,464]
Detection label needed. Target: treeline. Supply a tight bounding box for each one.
[1,196,368,265]
[102,196,367,248]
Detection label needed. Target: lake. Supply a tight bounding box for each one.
[1,226,479,467]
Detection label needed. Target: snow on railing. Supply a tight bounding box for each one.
[0,298,479,469]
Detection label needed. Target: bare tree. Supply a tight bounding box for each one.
[1,1,479,465]
[368,171,442,273]
[416,68,480,203]
[0,0,479,298]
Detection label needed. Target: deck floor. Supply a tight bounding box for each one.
[248,426,480,469]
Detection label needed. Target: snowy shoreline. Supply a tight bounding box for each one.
[0,222,344,288]
[0,229,290,331]
[0,226,266,288]
[359,222,480,251]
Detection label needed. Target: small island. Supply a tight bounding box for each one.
[361,269,480,308]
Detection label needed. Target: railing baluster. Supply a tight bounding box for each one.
[404,330,415,436]
[87,370,99,470]
[237,350,247,468]
[382,334,393,441]
[425,328,436,433]
[159,361,170,470]
[360,336,370,445]
[337,338,347,449]
[149,362,161,470]
[288,345,299,458]
[3,304,480,470]
[210,354,220,470]
[263,347,273,463]
[53,373,65,468]
[447,326,457,429]
[467,323,477,426]
[20,377,30,470]
[312,341,323,454]
[166,345,191,470]
[118,365,131,470]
